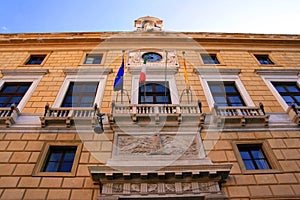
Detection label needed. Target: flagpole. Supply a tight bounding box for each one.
[121,50,125,104]
[164,50,168,104]
[182,51,190,104]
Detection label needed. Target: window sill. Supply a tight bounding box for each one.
[79,64,104,67]
[199,64,227,67]
[32,171,76,177]
[241,169,282,174]
[258,64,283,67]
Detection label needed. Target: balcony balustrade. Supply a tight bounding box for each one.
[287,104,300,125]
[213,106,269,127]
[40,107,97,128]
[109,103,205,124]
[0,106,20,128]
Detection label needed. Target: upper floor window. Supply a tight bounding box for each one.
[237,144,271,170]
[208,81,246,106]
[201,54,220,64]
[138,82,171,104]
[0,82,32,107]
[83,54,103,64]
[53,69,111,108]
[272,82,300,106]
[25,54,47,65]
[254,54,274,65]
[61,82,98,107]
[42,146,77,172]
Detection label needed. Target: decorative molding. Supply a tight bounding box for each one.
[0,69,49,76]
[255,69,300,76]
[134,16,163,32]
[194,68,241,75]
[90,164,231,199]
[128,66,178,75]
[63,68,112,75]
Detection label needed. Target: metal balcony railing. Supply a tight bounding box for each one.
[213,106,269,127]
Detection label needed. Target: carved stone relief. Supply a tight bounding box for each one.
[127,51,178,67]
[147,184,158,193]
[117,134,199,158]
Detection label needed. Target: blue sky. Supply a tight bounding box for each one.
[1,0,300,34]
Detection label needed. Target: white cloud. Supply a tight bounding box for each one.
[1,26,8,32]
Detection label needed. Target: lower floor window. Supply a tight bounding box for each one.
[42,146,77,172]
[237,144,271,170]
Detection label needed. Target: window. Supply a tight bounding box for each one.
[138,82,171,104]
[0,69,47,111]
[61,82,98,107]
[237,144,271,170]
[42,146,77,172]
[195,68,254,110]
[272,82,300,106]
[25,55,47,65]
[256,69,300,111]
[83,54,103,64]
[208,81,245,106]
[0,82,32,107]
[53,69,110,108]
[254,54,274,65]
[33,142,82,177]
[201,54,220,64]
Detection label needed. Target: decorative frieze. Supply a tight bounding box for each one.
[101,182,220,196]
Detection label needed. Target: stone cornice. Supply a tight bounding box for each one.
[255,69,300,76]
[194,68,241,75]
[128,66,178,75]
[0,69,49,76]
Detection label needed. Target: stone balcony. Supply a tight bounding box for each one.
[108,103,205,125]
[0,106,20,128]
[212,106,269,127]
[286,105,300,125]
[40,107,97,128]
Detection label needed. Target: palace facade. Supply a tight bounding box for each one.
[0,16,299,200]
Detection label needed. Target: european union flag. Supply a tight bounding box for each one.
[113,58,124,91]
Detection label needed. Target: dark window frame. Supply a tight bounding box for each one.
[83,53,103,64]
[232,141,282,174]
[272,82,300,106]
[254,54,274,65]
[237,144,271,170]
[0,82,32,107]
[201,53,220,64]
[33,142,82,177]
[61,81,99,107]
[208,81,246,106]
[25,54,47,65]
[138,82,171,104]
[42,146,77,172]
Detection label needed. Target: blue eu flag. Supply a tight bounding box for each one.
[113,58,124,91]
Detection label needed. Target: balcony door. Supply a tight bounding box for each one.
[138,82,171,104]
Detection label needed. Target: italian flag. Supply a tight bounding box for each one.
[139,58,147,83]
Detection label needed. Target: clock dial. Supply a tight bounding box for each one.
[142,52,162,62]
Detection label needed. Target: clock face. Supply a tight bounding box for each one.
[142,52,162,62]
